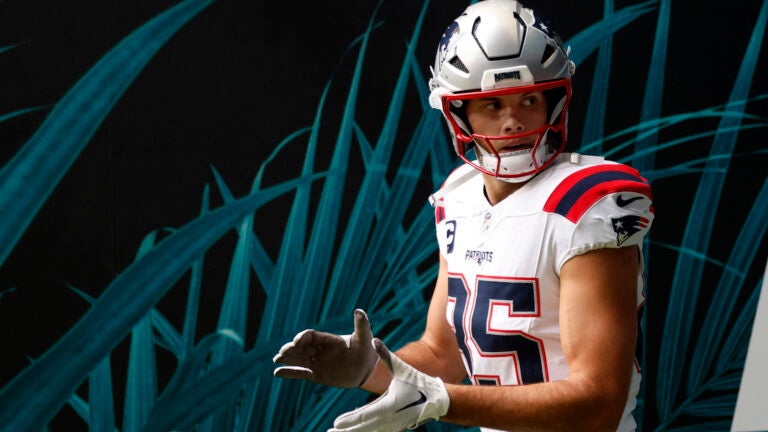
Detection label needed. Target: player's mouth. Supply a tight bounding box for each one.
[497,140,533,154]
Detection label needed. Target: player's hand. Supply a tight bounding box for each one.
[329,339,450,431]
[273,309,378,388]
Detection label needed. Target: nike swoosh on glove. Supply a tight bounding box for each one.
[329,338,450,431]
[273,309,378,388]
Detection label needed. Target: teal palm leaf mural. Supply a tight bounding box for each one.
[1,0,766,431]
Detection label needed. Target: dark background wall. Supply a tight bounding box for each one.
[0,0,766,430]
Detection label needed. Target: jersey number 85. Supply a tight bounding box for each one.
[448,275,549,385]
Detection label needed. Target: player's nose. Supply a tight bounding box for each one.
[500,108,525,134]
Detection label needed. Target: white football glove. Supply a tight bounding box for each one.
[329,338,450,431]
[273,309,378,388]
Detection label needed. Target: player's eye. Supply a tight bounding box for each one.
[522,95,536,106]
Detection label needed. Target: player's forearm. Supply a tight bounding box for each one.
[399,339,467,383]
[442,378,627,431]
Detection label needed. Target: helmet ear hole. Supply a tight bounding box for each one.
[540,43,556,67]
[449,56,469,73]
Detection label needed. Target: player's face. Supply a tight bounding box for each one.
[464,91,548,155]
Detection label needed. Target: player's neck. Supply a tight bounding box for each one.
[482,176,529,206]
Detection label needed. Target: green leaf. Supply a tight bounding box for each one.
[89,357,116,432]
[124,233,162,432]
[0,174,307,430]
[656,0,768,419]
[686,180,768,394]
[0,0,215,267]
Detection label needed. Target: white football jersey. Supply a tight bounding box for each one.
[433,153,654,432]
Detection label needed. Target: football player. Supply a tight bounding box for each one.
[274,1,653,430]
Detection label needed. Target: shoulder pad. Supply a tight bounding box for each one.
[543,163,652,223]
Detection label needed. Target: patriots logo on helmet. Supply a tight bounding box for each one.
[531,11,564,45]
[611,215,650,246]
[531,12,553,37]
[436,21,460,73]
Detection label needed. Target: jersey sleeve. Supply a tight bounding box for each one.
[543,162,654,271]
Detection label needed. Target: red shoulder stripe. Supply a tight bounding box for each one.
[544,164,652,223]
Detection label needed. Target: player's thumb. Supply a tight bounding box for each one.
[373,338,394,373]
[352,308,373,343]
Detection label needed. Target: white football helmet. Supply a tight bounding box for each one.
[429,0,575,182]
